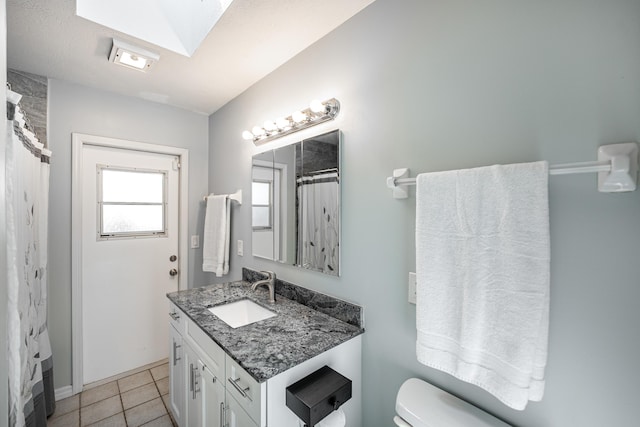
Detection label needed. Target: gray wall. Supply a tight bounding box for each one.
[1,0,8,424]
[207,0,640,425]
[48,79,209,389]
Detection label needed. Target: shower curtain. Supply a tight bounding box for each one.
[296,170,339,274]
[7,89,55,427]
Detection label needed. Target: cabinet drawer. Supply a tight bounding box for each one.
[225,356,264,424]
[168,303,185,334]
[185,318,225,380]
[226,391,259,427]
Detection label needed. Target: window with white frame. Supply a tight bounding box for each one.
[98,166,167,239]
[251,180,272,230]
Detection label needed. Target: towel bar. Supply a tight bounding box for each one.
[386,142,638,198]
[202,189,242,204]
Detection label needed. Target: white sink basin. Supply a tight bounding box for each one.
[208,299,276,328]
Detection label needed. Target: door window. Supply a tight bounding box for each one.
[251,180,272,230]
[97,166,167,239]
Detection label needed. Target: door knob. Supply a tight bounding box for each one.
[169,255,177,262]
[169,269,178,277]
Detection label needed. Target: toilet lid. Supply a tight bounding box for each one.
[395,379,510,427]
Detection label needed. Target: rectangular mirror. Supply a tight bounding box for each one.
[251,129,341,276]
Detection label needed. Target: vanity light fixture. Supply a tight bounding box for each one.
[109,39,160,72]
[242,98,340,145]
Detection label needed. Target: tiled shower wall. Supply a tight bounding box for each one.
[8,68,47,147]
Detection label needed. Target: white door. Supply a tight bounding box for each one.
[251,164,281,260]
[81,144,180,384]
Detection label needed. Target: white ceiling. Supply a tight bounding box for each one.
[7,0,375,115]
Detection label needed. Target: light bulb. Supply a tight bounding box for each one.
[291,111,307,123]
[263,120,277,132]
[242,130,254,140]
[252,126,265,137]
[310,99,325,114]
[275,117,290,130]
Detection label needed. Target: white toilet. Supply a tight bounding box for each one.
[394,378,511,427]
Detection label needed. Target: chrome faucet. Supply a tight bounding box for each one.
[251,271,276,303]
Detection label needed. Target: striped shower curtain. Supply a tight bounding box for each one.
[6,89,55,427]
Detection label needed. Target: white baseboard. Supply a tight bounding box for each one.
[54,385,73,401]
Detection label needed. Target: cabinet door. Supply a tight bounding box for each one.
[184,342,202,426]
[169,324,185,427]
[200,361,225,427]
[226,393,259,427]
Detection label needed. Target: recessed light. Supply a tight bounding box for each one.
[109,39,159,72]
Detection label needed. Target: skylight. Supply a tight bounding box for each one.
[76,0,234,57]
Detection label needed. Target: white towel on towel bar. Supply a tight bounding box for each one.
[415,161,550,410]
[202,195,230,277]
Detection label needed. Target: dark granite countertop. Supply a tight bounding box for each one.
[167,281,364,383]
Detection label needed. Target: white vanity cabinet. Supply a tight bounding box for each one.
[169,303,260,427]
[168,302,362,427]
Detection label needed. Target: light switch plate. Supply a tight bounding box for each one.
[408,272,417,304]
[191,235,199,249]
[237,239,244,256]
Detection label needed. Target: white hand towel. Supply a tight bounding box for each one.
[202,195,230,277]
[415,161,550,410]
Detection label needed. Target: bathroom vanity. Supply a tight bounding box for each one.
[166,277,363,427]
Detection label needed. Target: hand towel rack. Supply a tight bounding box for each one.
[386,142,638,198]
[202,189,243,204]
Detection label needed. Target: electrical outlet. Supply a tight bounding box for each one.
[237,239,244,256]
[408,272,417,304]
[190,235,200,249]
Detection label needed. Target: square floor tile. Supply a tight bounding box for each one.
[47,409,79,427]
[150,364,169,382]
[50,394,80,418]
[166,410,177,427]
[80,395,122,427]
[140,414,174,427]
[155,377,169,396]
[81,381,119,407]
[121,383,160,410]
[160,395,171,413]
[124,397,167,427]
[118,371,153,394]
[86,412,126,427]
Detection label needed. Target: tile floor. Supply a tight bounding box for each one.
[47,359,177,427]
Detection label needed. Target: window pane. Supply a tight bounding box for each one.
[252,181,270,205]
[102,169,164,203]
[252,207,270,228]
[102,205,164,234]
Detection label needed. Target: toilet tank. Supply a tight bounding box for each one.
[395,378,511,427]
